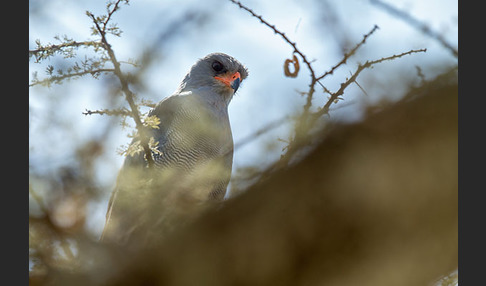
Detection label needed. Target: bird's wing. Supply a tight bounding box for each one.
[101,95,182,243]
[101,93,233,243]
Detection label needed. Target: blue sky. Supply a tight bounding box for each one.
[29,0,457,237]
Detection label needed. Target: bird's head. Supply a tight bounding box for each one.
[177,53,248,101]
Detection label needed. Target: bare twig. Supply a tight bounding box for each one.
[370,0,457,58]
[317,25,380,81]
[138,99,157,109]
[228,0,315,79]
[354,79,369,97]
[228,0,318,113]
[103,0,126,31]
[29,68,115,87]
[29,40,103,62]
[276,48,427,169]
[315,48,427,120]
[82,107,131,116]
[229,0,428,169]
[415,65,426,84]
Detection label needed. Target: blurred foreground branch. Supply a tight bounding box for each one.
[229,0,427,170]
[40,71,457,286]
[370,0,458,58]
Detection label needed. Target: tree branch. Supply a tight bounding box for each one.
[314,48,427,120]
[29,40,102,62]
[29,68,115,87]
[82,107,131,117]
[228,0,318,114]
[370,0,457,58]
[229,0,427,171]
[317,25,380,82]
[87,11,155,168]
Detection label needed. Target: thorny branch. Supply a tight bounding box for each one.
[370,0,458,58]
[314,48,427,121]
[229,0,427,168]
[29,40,103,63]
[87,5,155,168]
[29,0,187,167]
[228,0,315,79]
[228,0,318,114]
[102,0,127,32]
[29,68,115,87]
[317,25,380,82]
[82,107,131,117]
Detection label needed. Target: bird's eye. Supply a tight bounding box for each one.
[212,61,224,72]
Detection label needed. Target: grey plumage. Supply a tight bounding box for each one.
[101,53,248,245]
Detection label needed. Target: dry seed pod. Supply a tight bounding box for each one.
[284,54,300,78]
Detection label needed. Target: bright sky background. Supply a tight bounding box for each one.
[29,0,457,237]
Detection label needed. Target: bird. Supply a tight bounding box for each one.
[101,53,248,246]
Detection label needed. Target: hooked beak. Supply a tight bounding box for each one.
[214,71,242,93]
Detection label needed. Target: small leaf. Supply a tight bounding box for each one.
[46,65,54,75]
[143,115,160,129]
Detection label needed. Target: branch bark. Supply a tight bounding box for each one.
[87,11,155,168]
